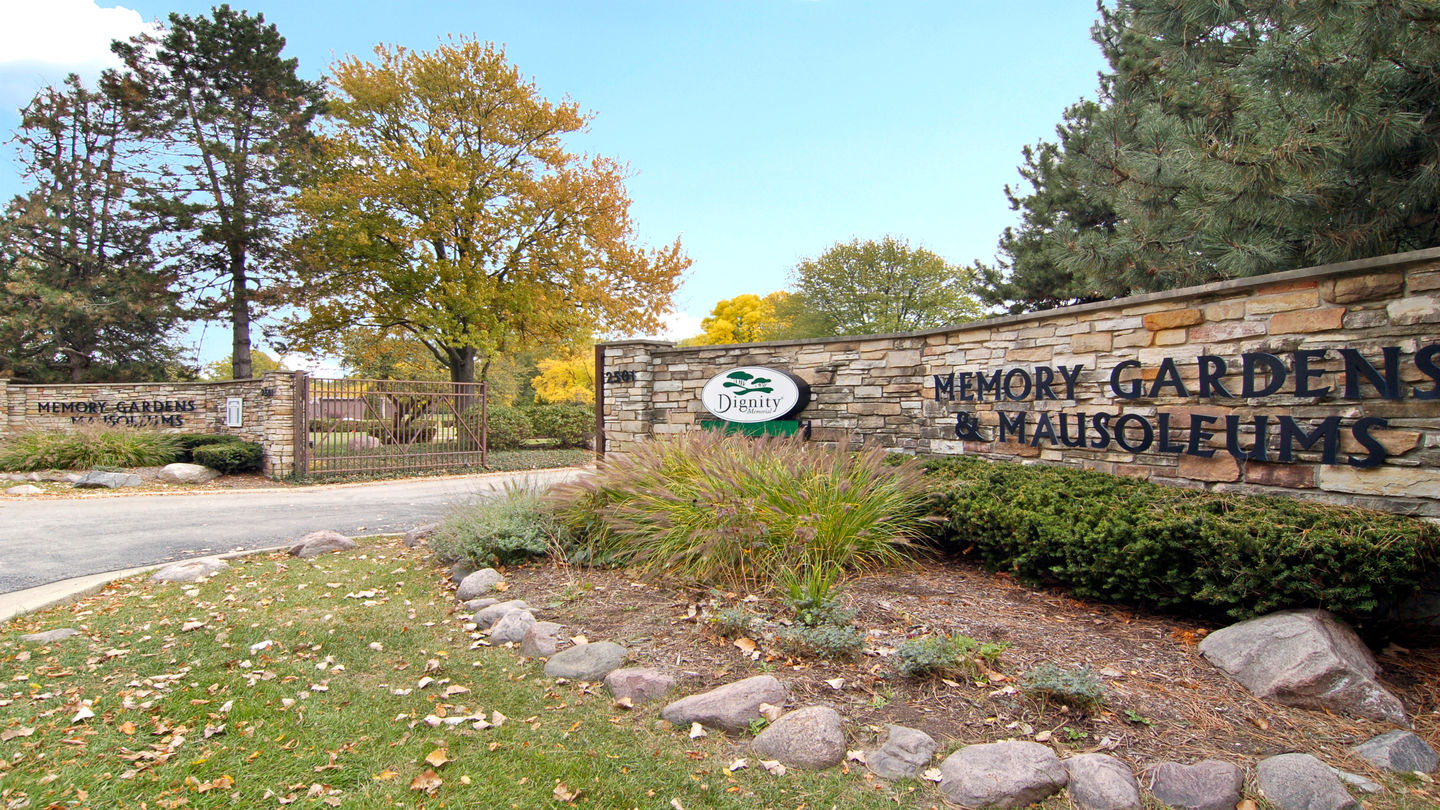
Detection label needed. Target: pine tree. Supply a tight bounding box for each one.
[111,5,324,379]
[0,75,185,382]
[983,0,1440,310]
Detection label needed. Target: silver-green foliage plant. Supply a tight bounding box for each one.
[894,633,1008,679]
[0,428,181,471]
[1020,663,1105,712]
[775,623,865,661]
[432,482,572,568]
[554,432,925,591]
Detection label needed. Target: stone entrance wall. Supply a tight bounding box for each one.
[600,248,1440,518]
[0,371,301,478]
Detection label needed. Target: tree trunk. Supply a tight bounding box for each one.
[230,245,252,379]
[446,346,482,451]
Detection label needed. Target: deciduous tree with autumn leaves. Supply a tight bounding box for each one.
[282,39,687,385]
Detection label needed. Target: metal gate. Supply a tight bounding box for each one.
[297,376,487,478]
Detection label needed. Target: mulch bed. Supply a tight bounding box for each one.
[480,554,1440,797]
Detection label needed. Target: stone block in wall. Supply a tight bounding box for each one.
[1247,289,1320,315]
[1204,300,1246,321]
[1269,308,1344,334]
[1070,333,1111,353]
[1410,271,1440,293]
[1190,320,1267,343]
[1143,309,1203,331]
[1113,330,1153,349]
[1177,454,1242,482]
[1324,272,1406,304]
[1153,329,1187,346]
[1387,295,1440,324]
[1245,462,1316,489]
[1319,466,1440,499]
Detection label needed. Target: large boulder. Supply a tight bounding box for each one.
[604,668,675,704]
[937,741,1067,809]
[455,568,504,601]
[867,725,937,780]
[544,641,627,681]
[751,706,846,770]
[6,485,43,495]
[1257,753,1359,810]
[1064,754,1142,810]
[156,463,221,484]
[1198,609,1405,724]
[660,675,788,733]
[288,530,358,558]
[74,470,142,489]
[1143,760,1244,810]
[1350,730,1439,773]
[151,557,229,583]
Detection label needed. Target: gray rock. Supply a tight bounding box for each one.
[404,523,440,548]
[6,484,43,495]
[1064,754,1142,810]
[1198,609,1405,724]
[1334,770,1382,794]
[519,622,565,657]
[455,568,505,601]
[473,599,536,629]
[449,561,478,584]
[751,706,846,770]
[74,470,142,489]
[288,530,358,558]
[347,435,383,451]
[604,667,676,704]
[1350,729,1439,773]
[867,725,937,780]
[150,557,229,583]
[156,463,221,484]
[661,675,788,733]
[1257,753,1359,810]
[937,741,1067,809]
[63,473,84,484]
[1144,760,1245,810]
[20,628,79,643]
[1,473,26,481]
[463,597,499,612]
[544,641,627,680]
[488,610,536,644]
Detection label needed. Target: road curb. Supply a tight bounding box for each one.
[0,535,406,626]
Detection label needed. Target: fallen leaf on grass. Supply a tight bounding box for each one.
[410,769,442,793]
[757,702,782,721]
[825,677,845,690]
[759,759,787,776]
[613,696,634,710]
[921,768,944,782]
[71,706,95,723]
[733,637,757,653]
[727,758,748,772]
[1,726,35,742]
[846,750,866,764]
[372,770,399,782]
[689,722,708,740]
[553,781,581,802]
[424,749,450,768]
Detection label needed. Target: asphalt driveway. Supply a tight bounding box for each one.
[0,467,584,595]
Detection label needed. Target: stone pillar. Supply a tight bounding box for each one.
[259,370,299,478]
[599,340,668,456]
[0,378,9,439]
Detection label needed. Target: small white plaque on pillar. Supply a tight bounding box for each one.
[225,397,243,427]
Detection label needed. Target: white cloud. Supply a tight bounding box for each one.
[658,310,703,342]
[0,0,157,71]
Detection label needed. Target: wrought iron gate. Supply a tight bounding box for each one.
[297,376,487,478]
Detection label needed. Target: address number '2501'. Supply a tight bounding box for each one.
[604,370,636,384]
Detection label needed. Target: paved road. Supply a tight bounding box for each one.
[0,468,584,594]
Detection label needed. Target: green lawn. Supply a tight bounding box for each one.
[0,540,920,809]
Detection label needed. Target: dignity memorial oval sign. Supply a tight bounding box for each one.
[700,366,810,423]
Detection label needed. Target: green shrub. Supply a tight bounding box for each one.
[775,623,865,660]
[1020,663,1105,712]
[525,404,594,447]
[431,483,573,568]
[191,440,264,474]
[0,428,182,471]
[921,456,1440,623]
[553,432,926,591]
[894,633,1008,679]
[710,607,756,639]
[484,405,533,451]
[173,433,244,463]
[779,560,857,628]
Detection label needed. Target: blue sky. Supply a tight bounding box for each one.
[0,0,1108,365]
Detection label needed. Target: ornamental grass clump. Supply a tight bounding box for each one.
[0,427,182,471]
[554,432,926,591]
[433,482,574,568]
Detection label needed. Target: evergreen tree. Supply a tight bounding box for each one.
[983,0,1440,310]
[111,5,324,379]
[0,75,185,382]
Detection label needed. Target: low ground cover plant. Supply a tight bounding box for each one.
[921,456,1440,624]
[894,632,1008,679]
[554,432,927,591]
[1020,662,1105,712]
[431,482,573,568]
[0,428,181,471]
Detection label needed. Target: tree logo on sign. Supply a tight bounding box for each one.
[721,370,775,396]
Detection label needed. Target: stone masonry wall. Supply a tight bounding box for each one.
[600,248,1440,518]
[0,371,301,478]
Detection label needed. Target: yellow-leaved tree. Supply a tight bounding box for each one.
[532,350,595,404]
[283,39,687,384]
[682,291,790,346]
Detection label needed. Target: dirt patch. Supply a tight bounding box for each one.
[472,556,1440,798]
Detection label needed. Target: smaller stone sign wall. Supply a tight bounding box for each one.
[601,248,1440,519]
[0,371,301,478]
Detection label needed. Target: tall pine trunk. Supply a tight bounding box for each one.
[230,244,251,379]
